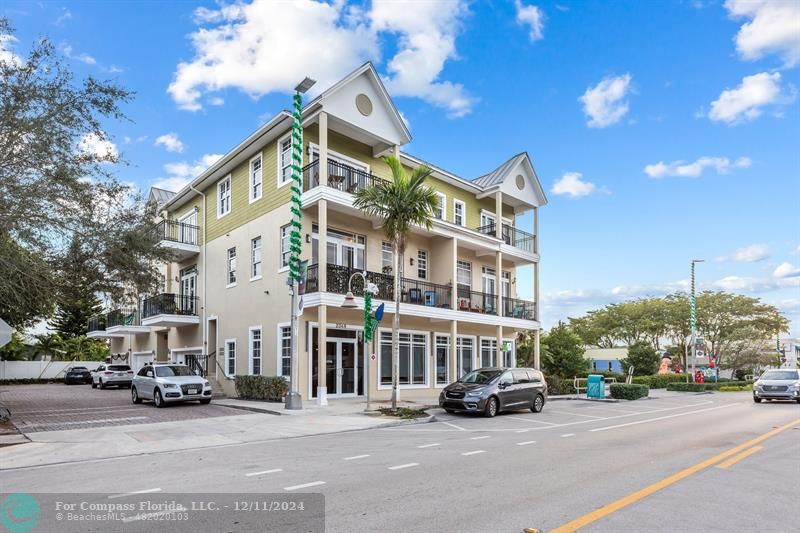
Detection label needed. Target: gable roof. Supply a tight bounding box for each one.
[471,153,528,189]
[148,187,176,208]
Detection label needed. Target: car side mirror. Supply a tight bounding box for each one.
[146,371,153,378]
[499,381,509,389]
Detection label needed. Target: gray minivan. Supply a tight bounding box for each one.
[439,367,548,417]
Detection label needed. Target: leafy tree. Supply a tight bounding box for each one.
[354,156,437,410]
[63,336,109,361]
[49,238,102,338]
[31,333,65,360]
[621,340,660,376]
[541,322,589,378]
[0,331,34,361]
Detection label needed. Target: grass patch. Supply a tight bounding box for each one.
[378,407,429,420]
[718,385,753,391]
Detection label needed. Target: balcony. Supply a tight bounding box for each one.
[106,306,150,335]
[502,297,536,321]
[141,293,200,327]
[475,223,536,254]
[157,219,201,261]
[303,159,388,196]
[87,315,122,338]
[456,288,498,315]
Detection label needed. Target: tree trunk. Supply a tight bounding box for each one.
[391,242,401,411]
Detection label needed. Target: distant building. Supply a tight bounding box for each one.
[584,347,626,373]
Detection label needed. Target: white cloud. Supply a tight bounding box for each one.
[208,96,225,106]
[716,243,770,263]
[710,275,799,292]
[0,33,21,66]
[78,133,118,162]
[62,44,96,65]
[644,156,751,178]
[152,153,223,192]
[514,0,545,42]
[774,262,800,279]
[551,172,605,198]
[108,65,124,74]
[708,71,794,125]
[168,0,475,118]
[54,9,73,26]
[578,73,633,128]
[154,132,185,153]
[724,0,800,68]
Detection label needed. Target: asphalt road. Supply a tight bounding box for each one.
[1,392,798,533]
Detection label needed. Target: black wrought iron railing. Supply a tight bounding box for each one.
[88,315,107,333]
[476,223,498,238]
[475,223,536,253]
[158,219,200,246]
[186,353,209,377]
[142,293,199,319]
[106,307,142,328]
[456,290,498,315]
[303,159,388,195]
[503,297,536,320]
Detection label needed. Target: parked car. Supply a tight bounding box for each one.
[131,364,212,407]
[64,366,92,385]
[753,369,800,403]
[92,364,134,389]
[439,367,548,417]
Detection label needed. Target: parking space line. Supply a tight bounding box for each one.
[284,481,326,491]
[505,416,559,426]
[245,469,283,477]
[548,410,605,419]
[716,446,763,469]
[561,433,575,438]
[461,450,486,456]
[21,416,148,429]
[343,454,370,461]
[515,429,529,433]
[470,435,490,440]
[589,404,738,432]
[388,463,419,470]
[417,443,440,448]
[108,488,161,499]
[442,421,466,431]
[516,441,536,446]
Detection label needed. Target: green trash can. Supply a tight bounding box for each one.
[586,374,605,399]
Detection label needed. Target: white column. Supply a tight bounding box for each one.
[534,329,541,370]
[451,237,458,310]
[319,111,328,187]
[496,325,503,367]
[534,261,540,322]
[393,144,400,158]
[533,206,539,254]
[319,199,327,293]
[496,251,503,317]
[450,320,458,381]
[317,306,328,405]
[495,191,503,239]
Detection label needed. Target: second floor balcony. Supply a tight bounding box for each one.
[475,223,536,255]
[303,159,386,196]
[141,293,200,327]
[106,306,149,335]
[157,219,201,261]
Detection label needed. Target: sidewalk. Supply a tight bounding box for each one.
[1,397,437,471]
[216,393,440,416]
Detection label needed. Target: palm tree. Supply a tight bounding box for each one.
[353,156,438,410]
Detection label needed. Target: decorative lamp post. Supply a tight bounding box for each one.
[689,259,704,381]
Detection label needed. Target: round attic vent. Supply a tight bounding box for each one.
[355,93,373,116]
[516,174,525,190]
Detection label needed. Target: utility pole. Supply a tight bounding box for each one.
[689,259,704,381]
[285,77,315,410]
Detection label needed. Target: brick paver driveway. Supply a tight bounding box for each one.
[0,384,251,433]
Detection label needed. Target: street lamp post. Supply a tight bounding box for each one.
[285,77,315,411]
[341,272,379,412]
[689,259,704,381]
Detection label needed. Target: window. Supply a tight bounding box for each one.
[481,338,497,367]
[457,337,474,378]
[225,340,236,377]
[311,225,365,269]
[480,211,495,231]
[226,247,237,286]
[417,250,428,279]
[380,331,427,385]
[434,192,446,220]
[453,200,465,226]
[249,327,262,375]
[382,242,393,271]
[278,325,291,377]
[457,260,471,299]
[280,225,291,269]
[250,154,262,202]
[435,335,450,386]
[278,137,292,185]
[217,175,231,217]
[251,237,262,279]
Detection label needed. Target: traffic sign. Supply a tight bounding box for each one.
[370,353,376,361]
[0,318,11,349]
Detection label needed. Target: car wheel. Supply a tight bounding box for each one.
[753,396,762,403]
[99,379,106,389]
[91,381,97,389]
[484,397,498,418]
[131,387,142,404]
[153,389,164,408]
[531,394,545,413]
[200,399,211,405]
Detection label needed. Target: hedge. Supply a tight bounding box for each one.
[631,374,689,389]
[609,383,649,400]
[234,375,289,401]
[0,378,64,385]
[667,381,752,392]
[719,385,752,391]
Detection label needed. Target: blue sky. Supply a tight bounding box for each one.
[3,0,799,335]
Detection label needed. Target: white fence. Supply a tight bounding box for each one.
[0,360,103,380]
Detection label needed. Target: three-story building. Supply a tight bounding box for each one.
[88,63,546,403]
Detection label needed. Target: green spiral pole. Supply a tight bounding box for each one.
[289,91,304,283]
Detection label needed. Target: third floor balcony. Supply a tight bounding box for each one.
[157,219,201,261]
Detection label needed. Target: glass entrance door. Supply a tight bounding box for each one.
[325,339,358,396]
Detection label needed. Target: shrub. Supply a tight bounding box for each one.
[0,378,63,385]
[719,385,752,392]
[543,376,576,395]
[234,375,289,401]
[632,374,689,389]
[667,382,707,392]
[609,383,649,400]
[621,341,660,376]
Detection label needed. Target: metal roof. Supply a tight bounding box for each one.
[471,153,527,189]
[148,187,176,207]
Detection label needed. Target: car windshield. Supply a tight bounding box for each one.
[459,369,502,384]
[70,367,87,371]
[155,365,193,377]
[760,370,799,380]
[108,365,130,371]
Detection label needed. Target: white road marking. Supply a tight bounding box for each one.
[549,410,605,419]
[284,481,326,491]
[470,435,490,440]
[17,407,144,417]
[22,416,148,429]
[506,416,560,426]
[245,469,283,477]
[108,488,162,499]
[516,441,536,446]
[343,454,370,461]
[515,429,529,433]
[388,463,420,470]
[461,450,486,456]
[589,403,739,432]
[442,421,466,431]
[561,433,575,438]
[417,443,440,448]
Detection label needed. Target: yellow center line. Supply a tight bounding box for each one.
[716,445,763,469]
[547,418,800,533]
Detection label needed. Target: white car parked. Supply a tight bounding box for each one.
[92,364,134,389]
[131,364,212,407]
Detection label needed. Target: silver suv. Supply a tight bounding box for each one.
[131,364,212,407]
[753,369,800,403]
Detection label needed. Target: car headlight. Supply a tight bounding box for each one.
[465,390,484,398]
[204,381,211,387]
[163,383,178,389]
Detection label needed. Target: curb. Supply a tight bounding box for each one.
[215,401,283,416]
[548,396,620,403]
